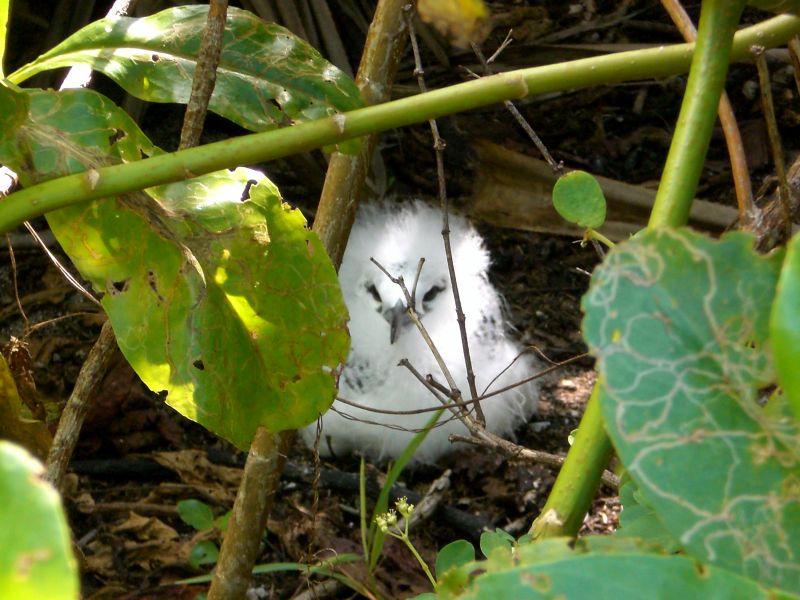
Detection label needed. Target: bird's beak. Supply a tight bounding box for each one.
[383,300,411,344]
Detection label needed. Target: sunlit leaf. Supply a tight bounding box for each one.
[0,442,78,600]
[0,87,350,449]
[11,6,363,136]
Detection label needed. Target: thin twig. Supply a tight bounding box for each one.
[179,0,228,150]
[468,38,561,174]
[399,358,470,420]
[370,257,468,415]
[404,5,484,425]
[753,45,793,241]
[5,234,29,333]
[24,223,101,308]
[448,431,620,490]
[337,352,579,416]
[44,320,118,489]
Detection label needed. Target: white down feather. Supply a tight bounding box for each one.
[302,200,538,462]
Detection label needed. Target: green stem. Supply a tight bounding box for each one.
[393,530,436,589]
[1,14,798,233]
[585,228,614,249]
[0,0,9,78]
[529,384,614,538]
[650,0,747,229]
[531,0,750,540]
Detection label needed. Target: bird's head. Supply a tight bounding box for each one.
[339,201,492,347]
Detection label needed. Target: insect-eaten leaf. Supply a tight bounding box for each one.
[583,228,799,591]
[0,86,350,451]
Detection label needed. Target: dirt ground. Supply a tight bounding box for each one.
[1,1,798,598]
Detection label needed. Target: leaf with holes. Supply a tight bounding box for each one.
[582,228,800,591]
[11,6,362,140]
[0,86,350,449]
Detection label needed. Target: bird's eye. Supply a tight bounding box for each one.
[422,285,445,304]
[366,283,382,303]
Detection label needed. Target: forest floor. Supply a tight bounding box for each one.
[1,1,799,598]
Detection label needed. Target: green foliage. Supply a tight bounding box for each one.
[583,228,800,591]
[188,541,220,570]
[427,229,800,598]
[10,6,363,134]
[1,2,799,598]
[771,233,800,420]
[552,170,606,229]
[435,536,799,599]
[478,529,515,559]
[747,0,800,12]
[177,499,216,531]
[0,0,7,78]
[436,540,475,579]
[0,84,350,448]
[615,476,680,553]
[0,442,78,600]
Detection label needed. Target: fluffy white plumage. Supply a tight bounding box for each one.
[303,201,538,462]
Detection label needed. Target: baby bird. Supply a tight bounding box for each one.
[303,201,538,462]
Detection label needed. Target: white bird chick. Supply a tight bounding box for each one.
[303,201,538,462]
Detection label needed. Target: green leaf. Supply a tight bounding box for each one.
[11,6,363,133]
[440,537,800,600]
[616,476,680,553]
[0,81,31,146]
[0,87,155,187]
[746,0,800,13]
[214,510,231,533]
[177,499,215,531]
[188,541,219,570]
[0,0,8,78]
[771,232,800,421]
[0,442,78,600]
[436,539,475,579]
[552,170,607,229]
[0,87,350,449]
[479,530,514,559]
[582,228,800,591]
[0,354,52,461]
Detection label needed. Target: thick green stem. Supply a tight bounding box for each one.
[530,384,614,538]
[650,0,747,229]
[531,0,751,540]
[1,14,798,233]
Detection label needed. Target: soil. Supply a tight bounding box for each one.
[1,1,798,598]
